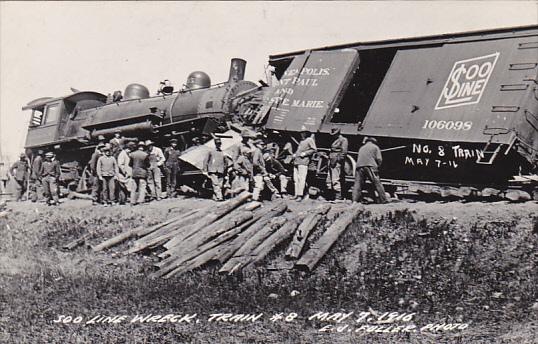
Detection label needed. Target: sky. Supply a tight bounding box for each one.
[1,1,537,162]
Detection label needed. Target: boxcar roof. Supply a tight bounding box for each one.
[269,25,538,62]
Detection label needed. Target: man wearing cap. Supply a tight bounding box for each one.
[89,143,105,205]
[96,146,119,206]
[97,135,106,146]
[109,130,124,157]
[232,146,253,195]
[230,129,254,162]
[293,130,317,200]
[40,152,61,205]
[146,140,165,201]
[164,138,180,198]
[264,151,289,196]
[326,128,348,201]
[9,153,30,201]
[203,137,227,201]
[129,141,150,205]
[352,137,388,204]
[117,142,135,204]
[251,139,280,201]
[29,150,44,202]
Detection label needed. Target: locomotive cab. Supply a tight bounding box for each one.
[23,92,107,150]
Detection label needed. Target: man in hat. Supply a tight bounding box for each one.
[231,129,255,161]
[146,140,165,201]
[89,142,105,205]
[264,151,289,196]
[97,135,106,146]
[232,146,253,195]
[164,138,181,197]
[113,90,123,102]
[40,152,61,205]
[9,153,30,201]
[109,130,124,157]
[29,150,44,202]
[117,141,135,204]
[293,130,317,200]
[96,146,119,206]
[352,137,388,204]
[251,139,281,201]
[129,141,150,205]
[326,128,348,201]
[203,137,227,201]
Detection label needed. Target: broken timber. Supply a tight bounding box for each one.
[158,215,262,279]
[295,205,363,272]
[219,203,288,274]
[161,203,287,278]
[93,208,201,253]
[125,208,206,254]
[243,214,304,270]
[156,211,254,270]
[285,204,331,260]
[163,192,251,249]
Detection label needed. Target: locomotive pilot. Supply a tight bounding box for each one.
[326,128,348,201]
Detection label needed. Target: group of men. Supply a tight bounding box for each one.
[88,130,182,206]
[6,127,389,205]
[201,128,388,204]
[7,150,62,205]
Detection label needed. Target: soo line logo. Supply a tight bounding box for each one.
[435,52,499,110]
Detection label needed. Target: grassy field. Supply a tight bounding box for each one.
[1,198,537,343]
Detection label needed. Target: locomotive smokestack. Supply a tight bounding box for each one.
[228,58,246,83]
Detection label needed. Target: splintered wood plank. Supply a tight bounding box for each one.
[285,204,331,260]
[156,204,286,278]
[218,204,288,274]
[244,216,302,270]
[157,216,261,279]
[164,192,251,249]
[155,211,254,271]
[295,205,363,272]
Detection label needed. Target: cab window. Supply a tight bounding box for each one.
[44,104,61,124]
[30,109,44,127]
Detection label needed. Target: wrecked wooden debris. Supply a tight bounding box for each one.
[295,205,363,272]
[285,204,330,260]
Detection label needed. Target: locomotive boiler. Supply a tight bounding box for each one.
[22,58,259,184]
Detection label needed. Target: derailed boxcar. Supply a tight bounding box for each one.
[261,25,538,197]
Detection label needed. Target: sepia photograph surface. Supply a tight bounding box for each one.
[1,1,537,343]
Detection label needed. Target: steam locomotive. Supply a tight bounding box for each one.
[22,59,261,186]
[23,25,538,198]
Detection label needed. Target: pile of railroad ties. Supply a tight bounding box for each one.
[90,192,363,277]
